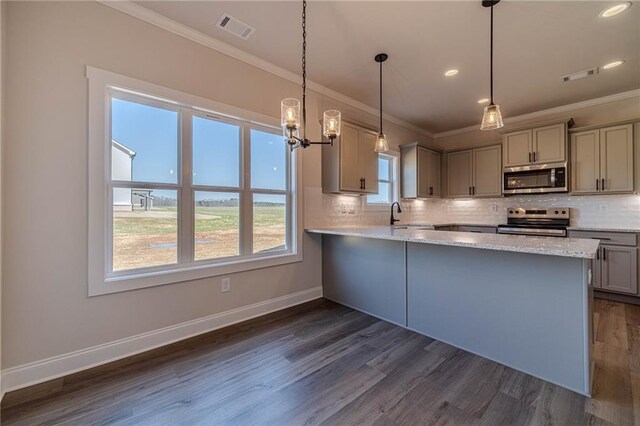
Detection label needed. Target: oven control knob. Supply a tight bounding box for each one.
[562,210,566,214]
[555,210,559,214]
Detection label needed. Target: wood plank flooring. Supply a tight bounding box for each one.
[1,297,638,425]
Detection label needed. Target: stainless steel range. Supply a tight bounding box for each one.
[497,207,570,238]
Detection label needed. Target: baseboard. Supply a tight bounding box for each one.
[1,286,322,394]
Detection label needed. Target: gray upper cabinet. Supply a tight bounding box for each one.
[447,144,502,198]
[571,124,633,194]
[322,122,379,194]
[447,149,473,198]
[401,143,441,199]
[473,145,502,197]
[503,122,567,167]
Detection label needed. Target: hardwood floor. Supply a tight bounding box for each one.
[1,297,638,425]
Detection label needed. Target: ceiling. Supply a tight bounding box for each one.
[133,1,640,133]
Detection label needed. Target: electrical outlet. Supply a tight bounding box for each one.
[221,278,231,293]
[341,203,347,213]
[348,204,355,214]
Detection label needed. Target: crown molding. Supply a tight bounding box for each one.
[98,0,435,139]
[433,89,640,139]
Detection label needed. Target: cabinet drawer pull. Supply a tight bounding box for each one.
[529,152,532,163]
[533,152,536,162]
[601,178,605,191]
[596,179,599,191]
[591,237,611,241]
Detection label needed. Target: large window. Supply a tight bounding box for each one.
[88,67,299,295]
[367,153,398,206]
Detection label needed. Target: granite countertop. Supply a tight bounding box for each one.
[306,226,599,259]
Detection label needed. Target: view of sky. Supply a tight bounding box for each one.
[112,97,287,202]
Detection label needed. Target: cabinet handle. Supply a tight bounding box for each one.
[429,186,433,196]
[473,186,476,195]
[533,152,536,162]
[601,178,605,191]
[602,247,606,261]
[469,186,472,196]
[596,179,599,191]
[363,178,366,190]
[359,178,364,190]
[596,248,600,260]
[529,152,532,163]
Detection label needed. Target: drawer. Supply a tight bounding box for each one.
[569,230,637,247]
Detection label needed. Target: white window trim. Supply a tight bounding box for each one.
[87,66,303,296]
[365,150,400,211]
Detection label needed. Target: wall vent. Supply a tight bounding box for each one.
[216,13,255,40]
[561,67,599,82]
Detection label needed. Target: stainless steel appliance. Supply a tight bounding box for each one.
[503,163,568,195]
[497,207,570,237]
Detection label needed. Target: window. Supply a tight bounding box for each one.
[367,153,398,207]
[88,67,300,296]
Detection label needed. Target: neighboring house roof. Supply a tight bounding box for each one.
[111,139,136,158]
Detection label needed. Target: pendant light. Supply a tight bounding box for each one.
[480,0,504,131]
[374,53,389,153]
[281,0,341,150]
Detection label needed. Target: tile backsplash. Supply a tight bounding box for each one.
[305,186,640,230]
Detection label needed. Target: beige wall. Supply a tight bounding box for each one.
[2,1,430,371]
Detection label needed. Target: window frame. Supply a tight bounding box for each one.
[366,151,400,210]
[87,66,302,296]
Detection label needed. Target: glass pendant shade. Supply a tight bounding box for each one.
[281,98,301,133]
[480,104,504,130]
[374,133,389,153]
[322,110,342,139]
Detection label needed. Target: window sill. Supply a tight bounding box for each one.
[89,251,303,297]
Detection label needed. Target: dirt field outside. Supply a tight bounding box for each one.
[113,205,286,271]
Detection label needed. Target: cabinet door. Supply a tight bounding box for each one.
[533,123,566,164]
[601,245,638,295]
[418,148,440,198]
[592,249,602,289]
[447,150,473,198]
[600,124,634,193]
[571,130,600,194]
[339,123,362,192]
[360,129,379,194]
[472,145,502,197]
[427,150,441,197]
[417,147,430,198]
[503,130,532,167]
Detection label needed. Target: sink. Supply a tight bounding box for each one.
[391,224,435,231]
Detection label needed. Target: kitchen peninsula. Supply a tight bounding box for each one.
[307,226,600,396]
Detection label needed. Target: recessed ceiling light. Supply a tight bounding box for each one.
[603,60,625,69]
[478,98,490,104]
[444,69,459,77]
[599,2,631,17]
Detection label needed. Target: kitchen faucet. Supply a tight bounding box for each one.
[390,201,402,226]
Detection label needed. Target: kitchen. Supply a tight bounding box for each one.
[1,1,639,425]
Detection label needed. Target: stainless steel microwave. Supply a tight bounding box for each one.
[503,163,568,195]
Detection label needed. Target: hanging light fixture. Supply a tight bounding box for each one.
[374,53,389,153]
[480,0,504,131]
[281,0,341,150]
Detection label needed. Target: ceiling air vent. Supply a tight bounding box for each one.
[216,14,255,40]
[561,67,599,82]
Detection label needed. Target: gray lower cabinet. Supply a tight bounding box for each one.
[569,230,639,295]
[601,245,638,294]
